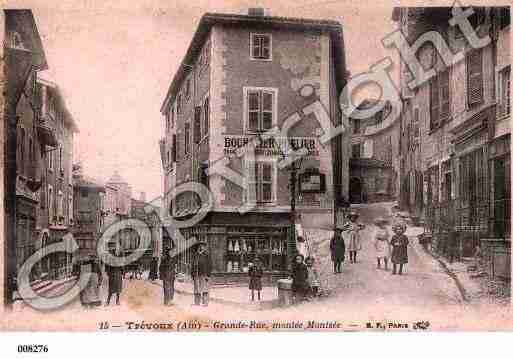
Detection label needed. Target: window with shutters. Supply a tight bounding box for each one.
[250,33,271,60]
[184,123,190,156]
[499,66,511,116]
[430,69,451,130]
[177,94,183,114]
[244,87,277,132]
[19,127,25,173]
[352,144,361,159]
[467,49,484,107]
[184,78,191,100]
[245,161,275,203]
[194,107,201,144]
[352,118,360,134]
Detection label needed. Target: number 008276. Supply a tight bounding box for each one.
[17,345,49,353]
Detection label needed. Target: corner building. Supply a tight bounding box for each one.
[160,10,348,283]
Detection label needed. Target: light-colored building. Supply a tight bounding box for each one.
[160,10,349,282]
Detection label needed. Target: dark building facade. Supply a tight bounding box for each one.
[349,99,400,203]
[160,10,348,283]
[393,7,510,278]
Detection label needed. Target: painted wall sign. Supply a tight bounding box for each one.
[223,135,320,157]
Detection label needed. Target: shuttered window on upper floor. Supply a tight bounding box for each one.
[250,34,271,60]
[430,69,450,131]
[467,49,484,107]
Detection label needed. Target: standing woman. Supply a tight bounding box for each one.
[105,262,123,306]
[291,254,309,302]
[80,258,103,309]
[342,211,365,263]
[390,222,409,275]
[329,228,345,273]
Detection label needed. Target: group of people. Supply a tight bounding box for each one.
[75,257,124,308]
[328,211,411,277]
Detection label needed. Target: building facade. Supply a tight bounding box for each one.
[160,10,348,283]
[34,78,78,280]
[393,7,510,270]
[349,99,400,203]
[1,10,48,305]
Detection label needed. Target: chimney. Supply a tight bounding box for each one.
[248,7,265,16]
[140,191,146,202]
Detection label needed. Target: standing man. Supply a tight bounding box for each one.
[330,228,346,273]
[159,249,176,306]
[105,262,123,306]
[191,241,212,306]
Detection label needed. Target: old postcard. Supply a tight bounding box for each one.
[0,0,511,334]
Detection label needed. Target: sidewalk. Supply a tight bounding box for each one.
[150,279,280,310]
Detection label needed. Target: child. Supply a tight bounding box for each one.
[342,211,365,263]
[291,254,309,302]
[248,258,263,301]
[305,256,321,297]
[373,217,390,270]
[390,222,409,275]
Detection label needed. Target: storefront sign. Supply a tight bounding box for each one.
[223,135,319,157]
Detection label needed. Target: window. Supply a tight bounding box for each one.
[194,107,201,144]
[48,186,54,223]
[499,6,510,30]
[467,49,483,107]
[430,69,450,130]
[59,145,63,173]
[374,110,383,125]
[172,134,177,162]
[68,193,73,224]
[244,87,276,132]
[48,150,53,170]
[413,108,420,139]
[185,78,191,100]
[29,137,34,163]
[499,66,511,116]
[184,123,190,155]
[250,34,271,60]
[177,94,182,114]
[353,119,360,134]
[203,97,209,137]
[352,144,361,159]
[245,161,275,203]
[199,163,209,189]
[19,127,25,172]
[57,191,64,221]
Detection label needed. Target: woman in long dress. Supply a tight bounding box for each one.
[80,259,103,309]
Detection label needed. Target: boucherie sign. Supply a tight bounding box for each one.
[223,135,320,157]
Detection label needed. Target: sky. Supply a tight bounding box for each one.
[6,0,402,200]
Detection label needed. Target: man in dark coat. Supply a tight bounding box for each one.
[149,257,159,281]
[330,229,346,273]
[191,242,212,306]
[159,250,176,305]
[105,264,123,306]
[291,254,309,302]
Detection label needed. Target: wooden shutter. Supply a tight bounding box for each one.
[439,70,450,120]
[251,35,261,58]
[467,50,483,106]
[247,91,260,131]
[172,134,177,162]
[261,35,270,59]
[194,107,201,143]
[262,91,273,130]
[203,98,209,136]
[430,78,439,130]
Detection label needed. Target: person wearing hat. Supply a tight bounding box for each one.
[248,257,264,301]
[191,241,212,306]
[330,228,345,273]
[373,217,390,270]
[390,222,409,275]
[159,248,176,306]
[291,254,309,302]
[342,211,365,263]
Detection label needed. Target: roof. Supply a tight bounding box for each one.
[74,177,105,192]
[37,77,80,133]
[4,10,48,71]
[161,12,347,113]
